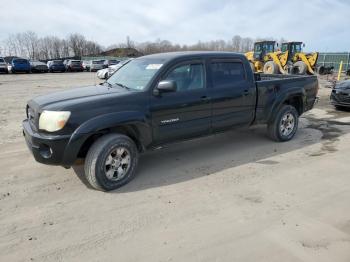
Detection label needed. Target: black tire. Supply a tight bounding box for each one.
[84,133,139,191]
[263,61,279,74]
[292,61,307,75]
[317,66,325,75]
[267,105,299,142]
[335,105,346,111]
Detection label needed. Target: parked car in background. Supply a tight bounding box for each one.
[47,60,66,72]
[330,80,350,110]
[86,60,105,72]
[30,61,49,73]
[103,59,120,68]
[97,59,132,79]
[0,57,8,73]
[10,58,31,73]
[82,60,89,71]
[64,60,83,72]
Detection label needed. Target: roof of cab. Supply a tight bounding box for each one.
[140,51,246,61]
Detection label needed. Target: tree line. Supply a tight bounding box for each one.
[0,31,103,60]
[0,31,286,60]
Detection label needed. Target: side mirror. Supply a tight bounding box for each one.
[303,43,306,47]
[154,80,177,95]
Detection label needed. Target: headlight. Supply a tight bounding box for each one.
[39,111,71,132]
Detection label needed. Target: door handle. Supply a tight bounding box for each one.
[200,96,210,102]
[243,90,250,96]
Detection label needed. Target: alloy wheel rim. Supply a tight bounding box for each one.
[104,147,131,181]
[279,112,295,137]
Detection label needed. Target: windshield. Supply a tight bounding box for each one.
[106,58,165,90]
[281,44,288,52]
[53,60,63,64]
[292,44,302,53]
[336,81,350,89]
[109,60,119,64]
[0,58,4,63]
[263,43,274,53]
[93,60,104,64]
[14,59,28,63]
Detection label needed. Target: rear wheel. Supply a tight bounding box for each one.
[292,61,307,75]
[267,105,299,142]
[263,61,279,74]
[84,134,139,191]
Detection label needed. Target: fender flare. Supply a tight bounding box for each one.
[62,111,151,165]
[267,87,306,123]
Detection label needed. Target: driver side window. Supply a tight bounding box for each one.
[164,63,204,92]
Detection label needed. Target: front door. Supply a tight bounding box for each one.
[150,60,211,144]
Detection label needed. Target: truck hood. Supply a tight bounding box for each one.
[29,84,127,110]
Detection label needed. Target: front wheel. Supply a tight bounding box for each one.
[267,105,299,142]
[292,61,307,75]
[263,61,279,74]
[84,134,139,191]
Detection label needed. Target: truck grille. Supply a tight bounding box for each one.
[26,105,38,130]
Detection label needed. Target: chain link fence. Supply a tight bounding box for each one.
[317,52,350,72]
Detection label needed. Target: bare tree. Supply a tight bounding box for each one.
[22,31,39,59]
[68,33,86,57]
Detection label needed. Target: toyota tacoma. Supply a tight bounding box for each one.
[23,52,318,191]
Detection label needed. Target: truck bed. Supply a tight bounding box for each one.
[253,73,318,124]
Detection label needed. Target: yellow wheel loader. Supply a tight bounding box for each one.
[245,41,289,74]
[280,42,318,75]
[245,41,318,75]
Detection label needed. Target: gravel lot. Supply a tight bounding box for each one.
[0,73,350,262]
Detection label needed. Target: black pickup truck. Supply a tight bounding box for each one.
[23,52,318,191]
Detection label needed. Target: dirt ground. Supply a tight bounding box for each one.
[0,73,349,262]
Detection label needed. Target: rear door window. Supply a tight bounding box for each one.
[210,61,246,88]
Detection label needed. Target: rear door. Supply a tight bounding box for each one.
[208,59,256,131]
[150,60,211,144]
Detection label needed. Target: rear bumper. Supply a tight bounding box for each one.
[13,67,30,72]
[50,66,66,72]
[68,67,83,72]
[22,119,71,166]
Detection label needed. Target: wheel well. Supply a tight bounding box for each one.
[283,96,303,115]
[77,125,144,159]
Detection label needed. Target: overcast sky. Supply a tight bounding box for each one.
[1,0,349,52]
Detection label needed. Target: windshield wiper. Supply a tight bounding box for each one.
[115,82,130,90]
[102,81,113,88]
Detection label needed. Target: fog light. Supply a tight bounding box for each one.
[39,144,53,159]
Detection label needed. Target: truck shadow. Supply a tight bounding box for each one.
[72,114,350,193]
[115,114,350,193]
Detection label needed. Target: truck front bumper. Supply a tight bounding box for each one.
[22,119,71,165]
